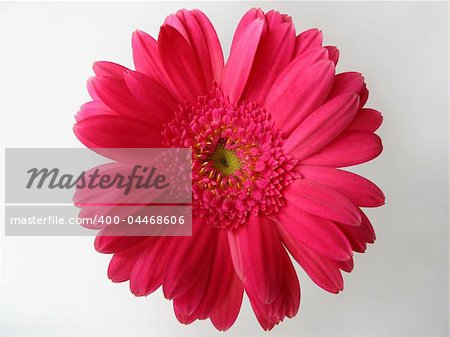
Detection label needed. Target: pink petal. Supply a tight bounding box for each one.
[325,46,339,65]
[266,60,335,135]
[337,211,376,253]
[73,115,162,148]
[193,231,236,319]
[93,61,129,78]
[165,10,224,87]
[75,100,116,122]
[221,9,265,103]
[277,206,353,261]
[91,75,146,119]
[245,237,300,330]
[192,10,225,84]
[284,179,362,226]
[94,236,147,254]
[348,108,383,132]
[284,92,359,160]
[132,30,174,92]
[163,221,216,299]
[293,28,323,57]
[328,72,364,99]
[338,258,354,273]
[280,228,343,293]
[301,130,383,167]
[107,238,152,282]
[242,10,295,104]
[228,216,284,304]
[210,270,244,331]
[129,237,179,296]
[298,166,385,207]
[123,70,177,125]
[158,24,206,102]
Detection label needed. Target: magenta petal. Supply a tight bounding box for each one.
[301,130,383,167]
[165,10,224,87]
[123,70,177,125]
[328,72,364,100]
[243,10,296,104]
[163,221,217,299]
[228,216,284,304]
[93,61,129,78]
[266,60,335,135]
[158,25,207,102]
[131,30,173,90]
[298,166,385,207]
[325,46,339,65]
[284,179,362,226]
[193,231,236,320]
[94,236,147,254]
[91,76,145,119]
[130,237,178,296]
[285,92,359,160]
[348,108,383,132]
[277,206,353,261]
[222,9,265,103]
[293,28,323,56]
[280,229,343,293]
[73,115,162,148]
[107,238,151,282]
[75,100,116,122]
[210,270,244,331]
[338,258,354,273]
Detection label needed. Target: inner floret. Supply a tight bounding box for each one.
[162,88,297,229]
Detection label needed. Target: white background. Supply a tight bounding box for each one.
[0,1,448,336]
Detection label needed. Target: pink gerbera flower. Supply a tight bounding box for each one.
[74,8,384,330]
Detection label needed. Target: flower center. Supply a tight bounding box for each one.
[162,88,297,229]
[211,139,241,176]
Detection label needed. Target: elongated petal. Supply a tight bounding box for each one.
[328,72,364,100]
[130,237,182,296]
[348,108,383,132]
[228,216,284,304]
[245,231,300,330]
[305,166,385,207]
[158,25,206,102]
[210,270,244,331]
[279,226,343,293]
[243,10,295,104]
[192,10,224,83]
[93,61,129,78]
[107,238,152,282]
[301,130,383,167]
[293,28,323,57]
[193,231,236,319]
[163,221,216,299]
[325,46,339,65]
[75,100,116,122]
[73,115,162,148]
[277,205,352,261]
[285,93,359,159]
[298,166,385,207]
[132,30,173,90]
[222,9,265,103]
[338,258,354,273]
[284,179,361,226]
[123,70,177,125]
[165,10,224,87]
[94,235,147,254]
[266,60,335,135]
[92,76,147,119]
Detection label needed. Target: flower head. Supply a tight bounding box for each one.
[74,8,384,331]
